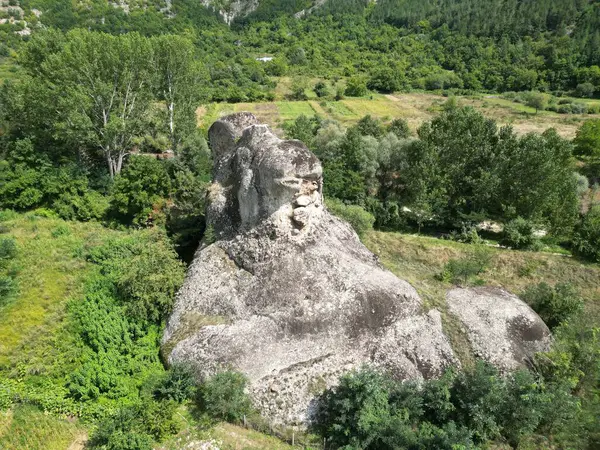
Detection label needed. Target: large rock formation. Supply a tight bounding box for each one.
[447,287,552,371]
[163,113,554,425]
[163,113,457,425]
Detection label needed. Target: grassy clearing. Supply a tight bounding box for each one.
[157,407,294,450]
[0,405,84,450]
[197,91,600,139]
[0,213,125,373]
[364,231,600,363]
[0,57,20,84]
[275,101,317,121]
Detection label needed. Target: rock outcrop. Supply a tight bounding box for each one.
[447,287,552,371]
[163,113,457,425]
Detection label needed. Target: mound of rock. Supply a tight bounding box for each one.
[162,113,457,425]
[446,287,552,371]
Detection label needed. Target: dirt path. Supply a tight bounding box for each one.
[67,432,88,450]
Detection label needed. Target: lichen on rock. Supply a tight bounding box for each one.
[446,287,552,371]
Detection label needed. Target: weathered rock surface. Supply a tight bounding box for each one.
[446,287,552,371]
[163,113,457,425]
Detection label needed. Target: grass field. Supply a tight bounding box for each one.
[363,230,600,364]
[0,57,21,84]
[0,405,85,450]
[1,212,599,448]
[198,91,600,139]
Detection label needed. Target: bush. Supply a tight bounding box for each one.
[387,118,411,139]
[502,217,542,250]
[88,398,179,449]
[522,282,584,329]
[440,246,492,284]
[355,114,385,138]
[574,119,600,159]
[289,77,308,100]
[572,206,600,262]
[0,275,18,306]
[571,103,588,114]
[345,76,367,97]
[367,67,401,93]
[312,361,562,449]
[575,82,595,98]
[314,80,330,98]
[86,231,185,323]
[199,371,253,423]
[0,237,17,266]
[152,364,197,403]
[326,197,375,238]
[108,156,171,227]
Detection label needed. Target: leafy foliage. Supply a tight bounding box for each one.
[572,206,600,262]
[326,197,375,238]
[199,371,253,423]
[86,230,185,323]
[108,156,171,227]
[313,361,573,449]
[501,217,542,250]
[152,363,198,403]
[440,245,492,284]
[522,282,584,330]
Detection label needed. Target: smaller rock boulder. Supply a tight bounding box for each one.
[446,287,552,371]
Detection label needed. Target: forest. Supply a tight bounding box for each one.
[0,0,600,449]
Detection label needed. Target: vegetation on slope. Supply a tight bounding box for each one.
[0,0,599,447]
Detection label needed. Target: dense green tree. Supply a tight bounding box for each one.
[199,371,253,423]
[387,118,411,139]
[345,76,368,97]
[108,156,171,227]
[572,206,600,262]
[526,92,549,113]
[367,66,402,93]
[574,119,600,159]
[43,30,154,177]
[151,35,202,153]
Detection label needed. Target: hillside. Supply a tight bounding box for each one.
[1,0,600,447]
[198,91,600,139]
[1,211,599,448]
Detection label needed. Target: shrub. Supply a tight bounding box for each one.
[387,118,411,139]
[501,217,541,250]
[313,362,553,449]
[314,80,330,98]
[574,119,600,159]
[289,77,308,100]
[88,406,154,450]
[522,282,584,329]
[345,76,367,97]
[575,82,595,98]
[571,103,588,114]
[0,237,17,266]
[87,231,185,323]
[525,92,549,113]
[0,275,18,306]
[367,67,401,93]
[153,364,197,403]
[313,368,401,448]
[51,224,71,238]
[108,156,171,227]
[572,206,600,262]
[199,371,253,423]
[440,246,491,284]
[88,398,178,449]
[355,114,385,138]
[326,197,375,238]
[558,104,572,114]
